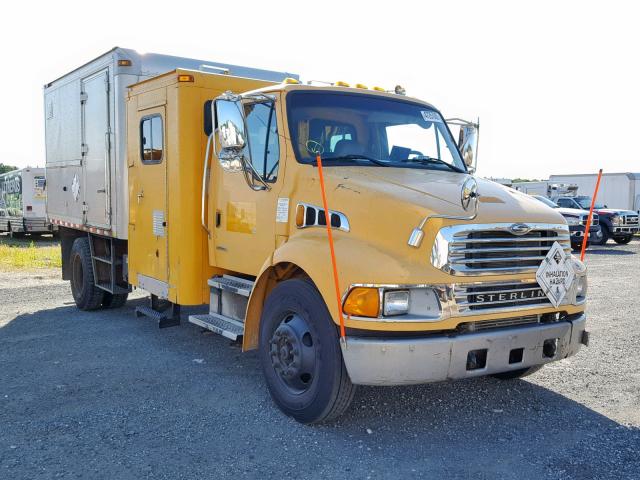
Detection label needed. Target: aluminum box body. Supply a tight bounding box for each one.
[44,47,297,239]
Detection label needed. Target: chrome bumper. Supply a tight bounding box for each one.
[613,226,638,234]
[341,314,587,386]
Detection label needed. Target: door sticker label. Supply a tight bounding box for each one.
[276,197,290,223]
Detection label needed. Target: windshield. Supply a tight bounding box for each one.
[533,195,558,208]
[286,91,466,172]
[575,196,605,209]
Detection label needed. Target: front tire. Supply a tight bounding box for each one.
[259,279,356,424]
[69,237,104,311]
[614,235,633,245]
[593,225,610,245]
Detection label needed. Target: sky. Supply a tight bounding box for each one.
[0,0,638,180]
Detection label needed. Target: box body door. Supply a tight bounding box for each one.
[128,107,169,295]
[81,68,111,228]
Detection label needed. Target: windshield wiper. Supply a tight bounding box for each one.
[402,156,465,173]
[319,154,389,167]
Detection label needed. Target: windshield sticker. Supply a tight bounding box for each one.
[420,110,442,123]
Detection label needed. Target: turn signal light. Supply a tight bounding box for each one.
[343,287,379,318]
[178,74,194,82]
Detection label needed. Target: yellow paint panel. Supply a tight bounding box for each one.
[226,202,256,234]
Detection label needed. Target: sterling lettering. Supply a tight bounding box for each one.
[475,290,546,303]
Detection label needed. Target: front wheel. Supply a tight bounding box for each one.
[592,226,610,245]
[259,279,356,424]
[614,235,633,245]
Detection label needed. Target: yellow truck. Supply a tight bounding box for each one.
[45,49,589,423]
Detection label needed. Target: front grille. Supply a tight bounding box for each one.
[455,281,552,313]
[623,214,639,226]
[582,214,599,226]
[457,315,540,332]
[433,223,571,276]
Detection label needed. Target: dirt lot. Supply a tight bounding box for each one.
[0,236,639,479]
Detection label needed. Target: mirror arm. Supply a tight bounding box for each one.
[201,133,214,237]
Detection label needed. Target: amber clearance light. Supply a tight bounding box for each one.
[343,287,379,318]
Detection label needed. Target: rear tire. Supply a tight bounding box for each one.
[614,235,633,245]
[102,292,129,309]
[259,279,356,424]
[69,237,104,311]
[491,365,543,380]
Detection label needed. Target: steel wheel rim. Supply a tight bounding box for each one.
[269,313,318,395]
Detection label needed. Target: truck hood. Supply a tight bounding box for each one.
[556,207,590,217]
[596,208,638,216]
[323,167,566,225]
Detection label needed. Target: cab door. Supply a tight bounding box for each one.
[128,107,169,295]
[211,99,284,275]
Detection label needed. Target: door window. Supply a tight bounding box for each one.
[557,198,577,208]
[140,115,164,164]
[244,102,280,182]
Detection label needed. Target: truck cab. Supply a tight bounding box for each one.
[557,195,638,245]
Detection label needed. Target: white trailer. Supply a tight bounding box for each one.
[549,173,640,212]
[44,47,297,240]
[0,167,55,236]
[511,180,578,199]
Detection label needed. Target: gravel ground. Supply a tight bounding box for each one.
[0,237,638,479]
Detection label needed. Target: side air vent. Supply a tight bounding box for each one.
[295,203,350,232]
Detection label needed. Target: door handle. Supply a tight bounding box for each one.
[137,189,144,203]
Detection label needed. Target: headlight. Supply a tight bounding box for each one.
[565,215,581,225]
[383,290,410,316]
[612,214,622,225]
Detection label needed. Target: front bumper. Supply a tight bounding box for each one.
[612,226,638,235]
[341,313,587,385]
[569,224,601,243]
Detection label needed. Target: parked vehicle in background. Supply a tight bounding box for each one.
[551,172,640,213]
[531,195,602,250]
[556,196,638,245]
[45,48,589,423]
[0,167,56,237]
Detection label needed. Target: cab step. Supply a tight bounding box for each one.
[188,313,244,341]
[208,275,254,297]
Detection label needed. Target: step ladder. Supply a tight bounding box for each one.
[188,275,254,341]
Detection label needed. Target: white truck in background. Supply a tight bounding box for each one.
[0,167,56,237]
[550,172,640,213]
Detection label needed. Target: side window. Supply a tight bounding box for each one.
[244,102,279,182]
[140,115,163,164]
[557,198,572,208]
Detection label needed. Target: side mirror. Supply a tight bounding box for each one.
[446,118,479,174]
[458,124,478,172]
[214,98,247,172]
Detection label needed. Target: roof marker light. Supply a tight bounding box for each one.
[372,86,385,92]
[283,77,300,84]
[117,59,132,67]
[178,74,194,82]
[355,83,368,89]
[335,81,350,87]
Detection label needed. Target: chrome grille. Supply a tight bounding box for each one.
[457,315,540,332]
[455,281,551,314]
[623,214,639,226]
[582,214,599,226]
[432,223,571,276]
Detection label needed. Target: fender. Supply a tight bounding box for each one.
[242,231,413,350]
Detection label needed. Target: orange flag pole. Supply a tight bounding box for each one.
[580,169,603,261]
[315,154,346,340]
